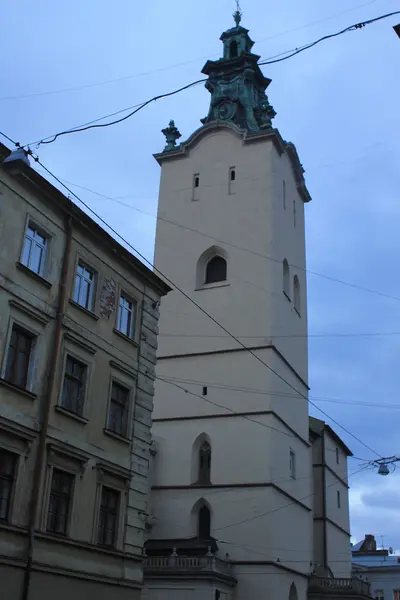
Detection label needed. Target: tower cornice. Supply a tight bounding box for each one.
[154,122,311,203]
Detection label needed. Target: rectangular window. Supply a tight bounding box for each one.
[21,223,47,275]
[97,486,120,547]
[117,293,136,338]
[393,592,400,600]
[108,381,130,437]
[289,449,296,479]
[0,449,17,522]
[5,325,34,389]
[336,447,340,464]
[73,262,95,310]
[193,174,200,201]
[337,490,341,508]
[61,355,87,415]
[375,591,384,600]
[46,469,74,535]
[293,199,297,227]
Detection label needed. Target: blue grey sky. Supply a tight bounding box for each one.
[2,0,400,550]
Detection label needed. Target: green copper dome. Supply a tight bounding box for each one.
[200,14,276,132]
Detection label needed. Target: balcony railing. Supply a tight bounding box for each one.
[144,555,234,578]
[309,577,371,596]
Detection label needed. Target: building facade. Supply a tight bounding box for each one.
[143,12,371,600]
[352,535,400,600]
[310,417,353,579]
[0,144,170,599]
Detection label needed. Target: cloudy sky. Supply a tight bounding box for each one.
[2,0,400,550]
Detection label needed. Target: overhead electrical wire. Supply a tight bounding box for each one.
[212,464,371,533]
[0,133,383,458]
[29,170,400,305]
[0,259,387,451]
[17,10,400,149]
[0,131,390,457]
[20,155,381,459]
[0,0,380,103]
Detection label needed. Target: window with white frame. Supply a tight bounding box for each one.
[61,355,87,415]
[4,324,35,389]
[290,449,296,479]
[117,293,136,338]
[21,223,47,276]
[107,381,130,437]
[393,591,399,600]
[73,262,95,310]
[97,486,120,547]
[0,448,18,522]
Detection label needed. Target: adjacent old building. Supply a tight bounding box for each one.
[352,535,400,600]
[142,11,372,600]
[0,143,170,599]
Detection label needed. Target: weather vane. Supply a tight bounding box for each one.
[234,0,242,26]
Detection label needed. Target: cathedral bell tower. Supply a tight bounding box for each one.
[148,12,313,600]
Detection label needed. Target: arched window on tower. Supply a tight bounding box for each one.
[198,442,211,484]
[283,259,290,299]
[289,583,298,600]
[293,275,300,314]
[230,40,238,58]
[198,505,211,540]
[205,256,227,284]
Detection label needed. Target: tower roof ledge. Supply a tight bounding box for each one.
[154,121,311,203]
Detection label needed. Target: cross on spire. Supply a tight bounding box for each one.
[233,0,242,26]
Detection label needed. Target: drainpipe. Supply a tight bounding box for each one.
[21,214,73,600]
[321,429,328,572]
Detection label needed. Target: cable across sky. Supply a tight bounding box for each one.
[17,9,400,150]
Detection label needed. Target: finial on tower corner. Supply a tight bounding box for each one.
[233,0,242,26]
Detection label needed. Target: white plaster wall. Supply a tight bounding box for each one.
[150,483,312,570]
[154,349,309,441]
[154,127,308,384]
[231,567,308,600]
[326,524,351,578]
[150,124,313,599]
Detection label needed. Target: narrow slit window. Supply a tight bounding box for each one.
[337,490,341,508]
[283,181,286,211]
[229,167,236,194]
[283,259,290,299]
[290,449,296,479]
[293,275,300,314]
[193,174,200,201]
[202,386,207,396]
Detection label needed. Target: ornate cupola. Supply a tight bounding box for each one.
[200,9,276,132]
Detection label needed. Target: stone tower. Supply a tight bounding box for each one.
[147,12,313,600]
